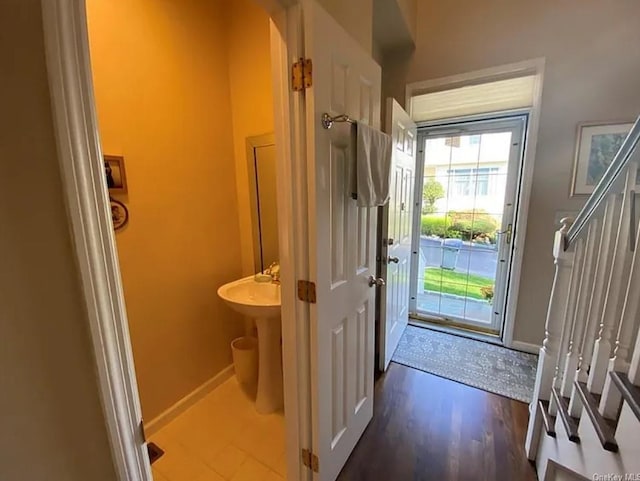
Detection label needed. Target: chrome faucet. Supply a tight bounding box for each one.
[265,261,280,284]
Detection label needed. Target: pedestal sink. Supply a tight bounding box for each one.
[217,275,282,413]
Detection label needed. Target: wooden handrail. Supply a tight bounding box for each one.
[566,115,640,248]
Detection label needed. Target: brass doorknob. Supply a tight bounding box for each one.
[368,276,385,287]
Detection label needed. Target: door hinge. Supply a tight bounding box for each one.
[297,280,317,303]
[292,58,313,91]
[139,418,147,443]
[302,448,319,473]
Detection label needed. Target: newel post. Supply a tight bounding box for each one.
[525,218,574,460]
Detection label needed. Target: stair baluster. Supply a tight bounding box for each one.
[587,164,638,395]
[600,172,640,418]
[560,220,600,399]
[567,194,622,417]
[550,237,584,417]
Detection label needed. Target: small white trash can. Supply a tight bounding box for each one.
[231,336,258,388]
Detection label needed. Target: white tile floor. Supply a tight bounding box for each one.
[150,376,287,481]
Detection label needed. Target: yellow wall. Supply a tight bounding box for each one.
[1,1,116,479]
[87,0,247,420]
[227,0,275,276]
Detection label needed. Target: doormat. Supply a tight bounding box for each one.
[392,325,538,402]
[147,442,165,465]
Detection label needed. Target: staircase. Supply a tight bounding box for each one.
[525,115,640,481]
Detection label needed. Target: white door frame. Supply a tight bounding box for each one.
[41,1,310,480]
[405,58,546,352]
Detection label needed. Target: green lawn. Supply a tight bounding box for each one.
[424,267,494,300]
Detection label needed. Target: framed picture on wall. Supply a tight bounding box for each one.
[104,155,128,194]
[110,198,129,231]
[570,121,634,196]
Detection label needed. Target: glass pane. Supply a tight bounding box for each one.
[417,130,513,328]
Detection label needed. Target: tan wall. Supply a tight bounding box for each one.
[87,0,246,420]
[0,1,116,479]
[318,0,373,54]
[395,0,417,43]
[227,0,275,276]
[383,0,640,345]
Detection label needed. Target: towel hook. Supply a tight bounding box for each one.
[322,113,356,130]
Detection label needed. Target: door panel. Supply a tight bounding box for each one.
[409,117,526,334]
[304,2,381,480]
[379,99,417,371]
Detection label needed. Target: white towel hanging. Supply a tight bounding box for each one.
[355,123,392,207]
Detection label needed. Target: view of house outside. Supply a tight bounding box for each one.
[417,132,511,325]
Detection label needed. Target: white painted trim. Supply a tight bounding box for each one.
[405,58,546,109]
[544,460,590,481]
[405,58,546,350]
[510,341,542,355]
[503,59,546,349]
[145,366,234,437]
[271,6,312,480]
[42,2,306,481]
[41,1,151,480]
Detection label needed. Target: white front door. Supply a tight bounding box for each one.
[303,2,381,480]
[378,99,416,371]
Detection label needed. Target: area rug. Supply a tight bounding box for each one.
[392,325,538,402]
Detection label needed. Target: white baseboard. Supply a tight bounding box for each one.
[510,340,541,355]
[146,364,234,436]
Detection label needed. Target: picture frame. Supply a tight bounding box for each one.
[570,121,634,196]
[110,198,129,231]
[104,155,128,194]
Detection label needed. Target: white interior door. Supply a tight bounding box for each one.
[378,99,416,371]
[304,2,381,480]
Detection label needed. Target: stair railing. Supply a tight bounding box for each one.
[526,114,640,460]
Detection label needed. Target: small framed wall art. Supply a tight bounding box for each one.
[104,155,128,194]
[110,198,129,231]
[570,121,634,196]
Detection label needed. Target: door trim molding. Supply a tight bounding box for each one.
[41,1,307,480]
[270,6,313,480]
[405,58,546,348]
[41,1,150,479]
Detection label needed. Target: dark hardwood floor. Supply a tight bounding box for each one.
[337,362,538,481]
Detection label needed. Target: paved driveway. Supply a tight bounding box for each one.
[417,292,492,324]
[420,237,498,278]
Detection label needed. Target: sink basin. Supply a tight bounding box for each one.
[217,275,281,319]
[217,275,283,413]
